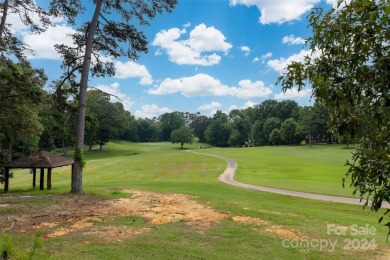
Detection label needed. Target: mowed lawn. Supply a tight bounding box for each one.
[1,142,389,259]
[197,145,357,198]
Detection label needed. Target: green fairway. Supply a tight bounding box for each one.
[1,141,389,259]
[197,145,357,198]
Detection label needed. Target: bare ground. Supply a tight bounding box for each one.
[0,190,303,242]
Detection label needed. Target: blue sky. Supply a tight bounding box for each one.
[12,0,337,118]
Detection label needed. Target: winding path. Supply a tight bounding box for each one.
[187,150,390,209]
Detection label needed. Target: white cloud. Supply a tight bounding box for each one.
[326,0,351,8]
[134,104,172,119]
[267,49,320,74]
[231,80,272,99]
[94,82,134,111]
[261,52,273,59]
[198,101,222,111]
[183,22,191,28]
[230,0,320,24]
[148,73,231,97]
[152,23,232,66]
[252,57,260,63]
[243,100,257,109]
[228,101,257,112]
[240,46,251,56]
[282,35,305,45]
[23,24,76,60]
[114,61,153,85]
[148,74,272,99]
[274,87,312,100]
[228,105,238,111]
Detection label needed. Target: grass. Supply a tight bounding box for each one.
[1,141,389,259]
[196,144,357,197]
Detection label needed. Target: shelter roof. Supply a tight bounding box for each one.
[1,151,74,168]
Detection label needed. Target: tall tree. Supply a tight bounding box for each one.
[0,58,46,183]
[158,112,185,141]
[50,0,177,193]
[277,0,390,220]
[189,115,210,142]
[0,0,51,60]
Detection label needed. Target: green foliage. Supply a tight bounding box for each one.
[269,129,282,145]
[227,130,244,147]
[29,231,43,260]
[205,118,231,147]
[170,126,194,148]
[280,118,298,145]
[189,115,210,142]
[277,0,390,222]
[158,112,185,141]
[74,148,86,169]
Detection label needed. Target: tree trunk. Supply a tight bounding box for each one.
[71,0,103,194]
[88,140,93,151]
[308,132,312,147]
[99,140,103,150]
[0,0,9,41]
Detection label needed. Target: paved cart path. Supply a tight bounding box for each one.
[187,150,390,209]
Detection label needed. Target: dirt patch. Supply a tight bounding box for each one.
[265,225,302,240]
[1,190,306,243]
[84,226,150,242]
[232,216,303,240]
[105,190,227,224]
[1,189,227,242]
[232,216,269,225]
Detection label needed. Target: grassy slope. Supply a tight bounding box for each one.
[2,142,389,259]
[197,145,357,197]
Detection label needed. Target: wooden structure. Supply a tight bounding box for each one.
[1,151,74,193]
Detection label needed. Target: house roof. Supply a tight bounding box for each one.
[1,151,74,168]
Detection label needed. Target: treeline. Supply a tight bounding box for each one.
[0,58,332,174]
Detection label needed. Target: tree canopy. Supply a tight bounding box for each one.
[277,0,390,218]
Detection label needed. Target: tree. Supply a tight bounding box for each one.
[0,0,51,61]
[171,126,194,148]
[228,130,244,147]
[190,115,210,142]
[269,129,282,145]
[205,119,231,147]
[297,107,317,146]
[280,118,298,145]
[0,58,46,183]
[158,112,185,141]
[51,0,177,193]
[277,0,390,220]
[251,120,264,146]
[263,117,281,145]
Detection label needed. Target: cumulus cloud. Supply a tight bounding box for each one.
[232,80,272,99]
[252,57,260,63]
[267,49,320,74]
[198,101,222,111]
[114,61,153,85]
[148,74,272,99]
[230,0,320,24]
[94,82,134,111]
[152,23,232,66]
[134,104,172,119]
[23,24,76,60]
[228,101,257,112]
[282,35,305,45]
[274,87,312,100]
[240,46,251,56]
